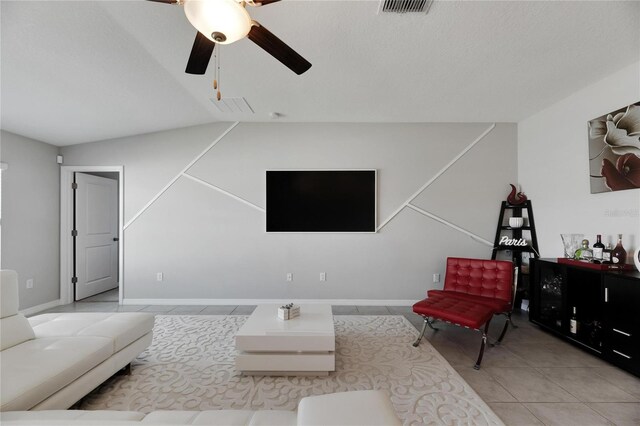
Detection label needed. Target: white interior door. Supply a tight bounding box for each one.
[75,173,118,300]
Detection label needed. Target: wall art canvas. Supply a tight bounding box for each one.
[588,101,640,194]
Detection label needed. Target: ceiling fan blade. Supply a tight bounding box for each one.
[185,32,216,75]
[146,0,178,4]
[252,0,281,6]
[247,23,311,75]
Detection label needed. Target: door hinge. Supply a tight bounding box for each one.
[72,182,78,190]
[71,229,78,237]
[71,276,78,284]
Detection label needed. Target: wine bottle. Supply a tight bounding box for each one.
[592,235,604,263]
[603,243,613,264]
[574,239,593,261]
[570,307,578,334]
[612,234,627,265]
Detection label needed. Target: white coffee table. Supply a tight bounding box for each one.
[235,304,335,375]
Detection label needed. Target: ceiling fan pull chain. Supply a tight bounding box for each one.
[216,46,222,101]
[212,44,218,90]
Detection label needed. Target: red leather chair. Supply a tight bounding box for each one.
[412,257,517,369]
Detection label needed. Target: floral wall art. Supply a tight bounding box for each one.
[588,101,640,193]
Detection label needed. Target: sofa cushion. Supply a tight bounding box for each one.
[29,313,155,353]
[0,410,297,425]
[1,410,145,422]
[0,336,113,411]
[297,390,401,426]
[142,410,257,425]
[248,410,297,425]
[1,270,20,318]
[0,270,36,351]
[0,421,144,425]
[1,314,35,351]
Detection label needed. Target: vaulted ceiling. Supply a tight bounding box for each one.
[1,0,639,145]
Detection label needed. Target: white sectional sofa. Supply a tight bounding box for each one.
[1,390,401,425]
[0,270,154,411]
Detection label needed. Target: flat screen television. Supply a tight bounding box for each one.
[266,170,376,232]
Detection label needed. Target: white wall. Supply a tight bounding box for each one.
[1,130,60,309]
[518,61,640,259]
[61,122,517,303]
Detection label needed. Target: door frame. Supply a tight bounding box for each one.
[60,166,124,305]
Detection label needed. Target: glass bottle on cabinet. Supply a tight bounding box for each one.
[612,234,627,265]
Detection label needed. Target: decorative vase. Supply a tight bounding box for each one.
[509,217,524,228]
[634,247,640,272]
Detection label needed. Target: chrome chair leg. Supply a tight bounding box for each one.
[508,312,518,329]
[426,317,439,331]
[412,317,429,347]
[474,318,492,370]
[412,317,438,347]
[495,318,510,345]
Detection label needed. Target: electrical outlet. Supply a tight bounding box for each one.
[26,278,34,289]
[156,272,163,282]
[286,273,293,282]
[433,273,440,283]
[320,272,326,282]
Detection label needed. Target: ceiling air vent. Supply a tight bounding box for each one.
[210,97,254,114]
[379,0,433,14]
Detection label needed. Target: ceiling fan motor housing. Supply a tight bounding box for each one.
[212,32,227,42]
[183,0,251,44]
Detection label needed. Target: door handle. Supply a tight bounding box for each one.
[113,238,119,242]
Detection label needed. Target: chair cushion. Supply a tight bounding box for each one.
[443,257,513,303]
[427,290,511,313]
[413,294,494,329]
[0,336,113,411]
[29,313,155,353]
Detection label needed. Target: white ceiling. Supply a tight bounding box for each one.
[1,0,639,146]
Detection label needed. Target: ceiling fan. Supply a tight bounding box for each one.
[148,0,311,75]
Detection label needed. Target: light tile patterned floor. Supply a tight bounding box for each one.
[36,299,640,425]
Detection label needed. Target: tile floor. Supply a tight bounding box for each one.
[37,298,640,425]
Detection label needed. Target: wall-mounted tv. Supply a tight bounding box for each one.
[266,170,376,233]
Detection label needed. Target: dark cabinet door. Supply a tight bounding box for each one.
[565,268,603,351]
[530,260,566,333]
[603,275,640,376]
[530,260,640,377]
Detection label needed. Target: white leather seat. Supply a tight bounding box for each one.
[1,391,400,425]
[1,336,113,412]
[1,269,155,411]
[141,410,297,425]
[1,410,145,422]
[30,313,155,352]
[297,390,402,426]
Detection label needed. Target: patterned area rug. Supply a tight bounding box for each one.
[78,315,503,425]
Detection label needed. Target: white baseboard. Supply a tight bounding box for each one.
[123,298,415,307]
[20,299,62,316]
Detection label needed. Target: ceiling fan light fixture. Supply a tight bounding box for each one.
[184,0,251,45]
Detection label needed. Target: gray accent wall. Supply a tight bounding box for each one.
[1,130,60,309]
[61,122,517,303]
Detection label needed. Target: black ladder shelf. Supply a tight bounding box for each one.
[491,200,539,308]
